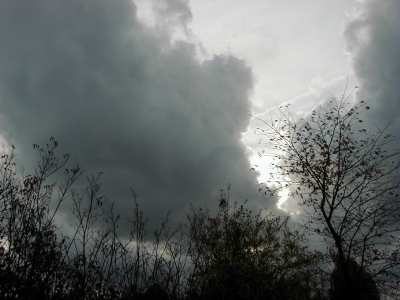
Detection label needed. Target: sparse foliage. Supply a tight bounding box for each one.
[257,96,400,299]
[0,136,348,299]
[0,139,81,299]
[186,188,322,300]
[0,139,187,299]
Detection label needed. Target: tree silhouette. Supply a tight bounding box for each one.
[330,258,379,300]
[257,95,400,299]
[0,139,186,299]
[0,137,341,299]
[186,188,321,300]
[0,138,82,299]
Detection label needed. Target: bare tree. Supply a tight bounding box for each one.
[0,138,82,299]
[256,95,400,299]
[0,138,190,300]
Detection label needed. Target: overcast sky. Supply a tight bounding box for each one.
[0,0,398,230]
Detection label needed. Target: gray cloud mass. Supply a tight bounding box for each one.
[1,0,397,233]
[344,0,400,132]
[0,0,264,230]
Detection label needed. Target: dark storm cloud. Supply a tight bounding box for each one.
[0,0,265,229]
[343,0,400,132]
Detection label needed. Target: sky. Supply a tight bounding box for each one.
[0,0,399,231]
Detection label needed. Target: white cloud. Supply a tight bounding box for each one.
[244,0,399,214]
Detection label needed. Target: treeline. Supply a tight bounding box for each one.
[1,98,399,299]
[0,139,329,299]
